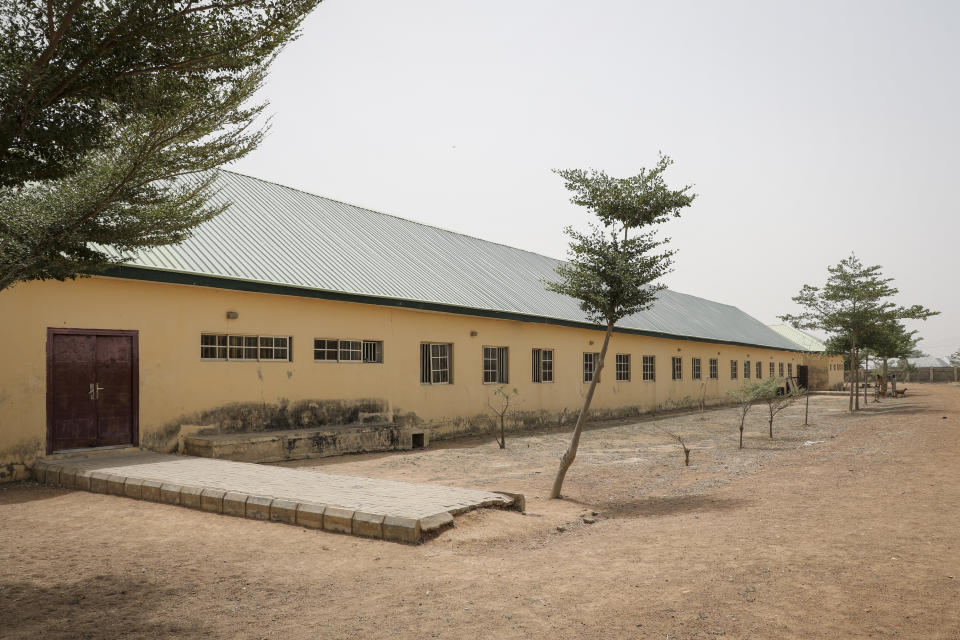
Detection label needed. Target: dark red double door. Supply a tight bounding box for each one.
[47,329,139,453]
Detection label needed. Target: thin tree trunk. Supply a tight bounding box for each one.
[550,320,614,499]
[854,345,860,411]
[769,409,774,439]
[848,333,857,412]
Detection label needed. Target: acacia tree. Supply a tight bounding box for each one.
[753,376,804,438]
[828,320,919,401]
[781,255,935,412]
[0,0,321,292]
[949,349,960,367]
[545,155,695,499]
[727,383,758,449]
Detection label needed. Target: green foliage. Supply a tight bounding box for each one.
[545,225,675,325]
[780,253,936,410]
[781,254,935,339]
[949,350,960,367]
[553,154,695,229]
[545,155,696,498]
[0,0,321,291]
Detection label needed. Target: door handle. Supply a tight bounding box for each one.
[90,383,104,400]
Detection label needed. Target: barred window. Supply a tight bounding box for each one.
[709,358,719,379]
[642,355,655,381]
[616,354,631,381]
[483,346,509,384]
[779,362,785,376]
[202,334,290,362]
[731,360,738,379]
[744,361,751,379]
[770,362,775,377]
[583,352,600,382]
[692,357,702,380]
[363,340,383,363]
[420,343,452,384]
[756,361,763,379]
[532,348,554,383]
[788,363,793,377]
[672,356,682,380]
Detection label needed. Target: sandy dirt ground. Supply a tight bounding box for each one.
[2,385,958,639]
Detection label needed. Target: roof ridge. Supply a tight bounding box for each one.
[220,169,564,262]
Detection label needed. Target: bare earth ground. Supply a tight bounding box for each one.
[2,386,959,639]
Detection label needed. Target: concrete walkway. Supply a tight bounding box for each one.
[33,452,519,543]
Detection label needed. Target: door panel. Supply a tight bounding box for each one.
[48,329,138,453]
[95,335,134,446]
[50,334,98,451]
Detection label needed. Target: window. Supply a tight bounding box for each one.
[769,362,775,377]
[532,348,554,383]
[202,334,291,361]
[779,362,784,377]
[709,358,719,379]
[642,355,655,381]
[730,360,738,379]
[756,361,763,379]
[420,343,452,384]
[616,354,631,381]
[744,361,751,379]
[483,346,509,383]
[788,363,793,377]
[201,334,227,359]
[258,336,290,361]
[363,340,383,363]
[315,339,382,363]
[583,352,600,382]
[672,356,682,380]
[692,357,702,380]
[339,340,362,362]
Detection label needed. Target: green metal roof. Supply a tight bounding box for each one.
[103,170,807,352]
[767,324,828,352]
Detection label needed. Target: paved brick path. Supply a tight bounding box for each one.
[33,452,518,543]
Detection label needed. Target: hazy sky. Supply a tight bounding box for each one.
[232,0,959,358]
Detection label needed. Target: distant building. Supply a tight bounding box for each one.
[0,171,842,480]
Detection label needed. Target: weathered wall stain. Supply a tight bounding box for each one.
[0,437,43,482]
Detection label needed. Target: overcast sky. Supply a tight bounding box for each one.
[232,0,959,359]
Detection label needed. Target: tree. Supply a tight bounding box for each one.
[949,350,960,367]
[486,386,518,449]
[661,429,691,466]
[824,320,919,401]
[753,376,804,439]
[781,254,936,412]
[727,384,759,450]
[544,155,695,499]
[0,0,321,292]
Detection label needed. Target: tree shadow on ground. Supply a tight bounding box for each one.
[0,574,205,640]
[570,494,750,519]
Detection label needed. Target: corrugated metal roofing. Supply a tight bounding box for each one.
[102,170,805,351]
[767,324,828,352]
[886,356,952,368]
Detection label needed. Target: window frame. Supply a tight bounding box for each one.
[531,348,554,383]
[202,333,291,362]
[692,357,702,380]
[744,360,751,379]
[770,362,775,378]
[709,358,719,380]
[756,361,763,379]
[779,362,785,377]
[672,356,682,381]
[615,353,631,382]
[483,346,509,384]
[420,342,453,385]
[583,352,600,383]
[730,360,738,379]
[642,355,655,381]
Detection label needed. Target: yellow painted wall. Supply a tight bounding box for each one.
[0,276,836,476]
